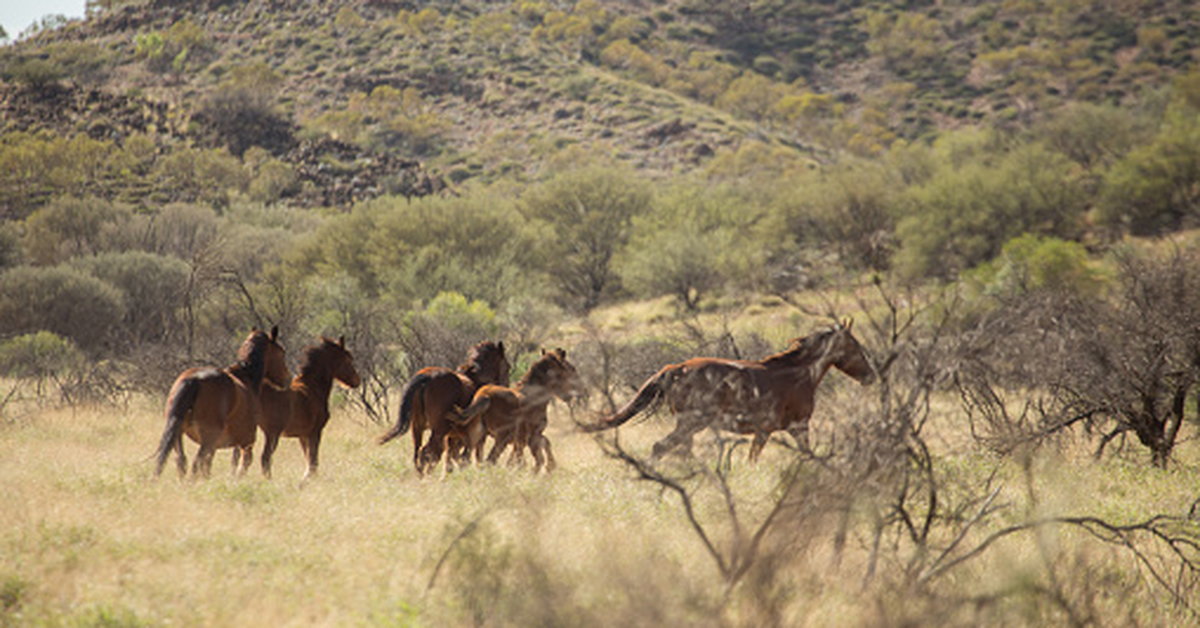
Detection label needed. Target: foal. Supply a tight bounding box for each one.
[460,348,581,472]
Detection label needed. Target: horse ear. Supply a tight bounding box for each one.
[270,325,279,341]
[845,318,853,331]
[338,335,345,347]
[498,341,505,354]
[540,347,547,356]
[555,347,566,359]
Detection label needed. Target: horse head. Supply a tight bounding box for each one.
[329,335,362,389]
[531,347,584,404]
[829,319,874,385]
[463,340,511,387]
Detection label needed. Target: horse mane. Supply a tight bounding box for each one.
[761,328,837,368]
[296,337,341,381]
[518,352,558,386]
[228,330,271,389]
[459,341,502,377]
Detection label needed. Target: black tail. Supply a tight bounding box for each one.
[155,376,201,476]
[379,372,431,444]
[583,367,671,432]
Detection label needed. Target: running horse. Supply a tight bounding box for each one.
[258,336,361,480]
[155,327,290,478]
[585,321,874,460]
[459,348,582,472]
[377,341,510,474]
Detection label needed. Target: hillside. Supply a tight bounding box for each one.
[3,0,1196,214]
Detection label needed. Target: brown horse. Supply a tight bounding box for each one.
[378,341,510,474]
[258,336,361,480]
[460,348,582,472]
[155,327,290,478]
[585,321,874,461]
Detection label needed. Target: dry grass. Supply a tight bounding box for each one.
[2,386,1198,626]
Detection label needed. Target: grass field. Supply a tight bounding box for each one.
[2,385,1199,626]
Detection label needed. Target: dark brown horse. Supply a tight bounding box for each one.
[585,322,874,460]
[155,327,290,478]
[460,348,582,472]
[378,341,510,474]
[258,336,361,480]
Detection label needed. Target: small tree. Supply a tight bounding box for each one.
[522,166,651,311]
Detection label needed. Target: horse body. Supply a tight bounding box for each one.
[155,327,289,478]
[461,348,581,472]
[259,336,360,480]
[378,341,509,475]
[588,322,873,461]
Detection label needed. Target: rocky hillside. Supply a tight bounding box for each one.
[1,0,1196,214]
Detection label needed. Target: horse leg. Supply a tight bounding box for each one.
[486,430,513,465]
[418,428,447,476]
[748,432,769,462]
[231,448,240,475]
[651,415,702,459]
[174,438,187,478]
[260,430,281,479]
[411,424,425,471]
[193,443,215,478]
[530,434,555,472]
[787,421,811,453]
[303,431,322,481]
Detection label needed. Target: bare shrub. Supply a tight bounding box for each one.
[958,245,1200,467]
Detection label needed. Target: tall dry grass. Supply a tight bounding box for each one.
[1,386,1198,626]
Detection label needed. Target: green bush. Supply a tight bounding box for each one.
[894,138,1086,279]
[22,196,131,265]
[1097,107,1200,235]
[70,251,190,344]
[0,265,125,353]
[521,165,652,310]
[0,331,84,381]
[964,234,1104,300]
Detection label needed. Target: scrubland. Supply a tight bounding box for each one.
[2,380,1197,626]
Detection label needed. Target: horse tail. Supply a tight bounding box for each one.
[455,396,491,424]
[155,376,201,476]
[584,366,673,432]
[379,371,431,444]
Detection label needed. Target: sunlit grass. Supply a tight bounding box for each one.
[1,390,1197,625]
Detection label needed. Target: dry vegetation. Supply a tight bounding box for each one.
[3,304,1200,626]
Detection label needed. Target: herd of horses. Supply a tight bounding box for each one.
[153,321,875,480]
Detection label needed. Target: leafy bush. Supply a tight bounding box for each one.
[22,196,131,265]
[0,265,125,353]
[0,331,85,398]
[964,234,1104,300]
[0,132,120,219]
[1098,106,1200,235]
[521,165,652,310]
[70,251,190,345]
[197,63,289,157]
[619,182,768,309]
[894,138,1086,279]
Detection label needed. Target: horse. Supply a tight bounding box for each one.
[459,348,582,472]
[377,341,510,475]
[155,326,290,478]
[584,321,874,461]
[258,336,361,481]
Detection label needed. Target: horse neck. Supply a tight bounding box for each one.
[513,368,555,407]
[764,337,838,385]
[228,355,265,390]
[296,355,335,401]
[460,362,497,387]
